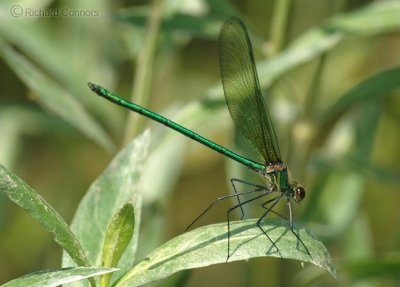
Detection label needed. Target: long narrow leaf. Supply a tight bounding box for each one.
[116,219,335,287]
[101,203,135,287]
[0,165,91,269]
[327,0,400,35]
[0,267,117,287]
[0,40,113,152]
[324,67,400,121]
[62,131,150,286]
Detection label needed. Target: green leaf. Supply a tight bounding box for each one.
[321,67,400,129]
[137,103,222,257]
[0,40,114,152]
[254,0,400,88]
[62,131,150,286]
[258,27,343,90]
[115,219,335,287]
[327,0,400,35]
[0,267,117,287]
[117,12,222,39]
[100,203,135,287]
[0,164,91,269]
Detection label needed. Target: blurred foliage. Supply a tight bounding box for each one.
[0,0,400,286]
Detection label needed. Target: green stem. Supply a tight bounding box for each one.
[270,0,292,55]
[304,55,326,117]
[291,55,326,177]
[123,0,162,144]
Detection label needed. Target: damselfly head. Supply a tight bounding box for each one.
[294,186,306,203]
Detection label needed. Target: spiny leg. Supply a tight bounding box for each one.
[226,191,275,262]
[230,178,270,220]
[185,188,265,232]
[256,194,283,258]
[286,199,311,257]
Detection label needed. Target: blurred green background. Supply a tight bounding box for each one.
[1,0,400,286]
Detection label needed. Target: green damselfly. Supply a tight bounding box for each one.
[88,17,310,260]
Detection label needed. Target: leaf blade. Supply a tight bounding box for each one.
[0,165,91,269]
[62,131,150,285]
[0,40,114,152]
[327,0,400,35]
[100,203,135,287]
[0,267,117,287]
[116,219,335,287]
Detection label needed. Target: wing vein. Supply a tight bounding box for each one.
[219,17,281,164]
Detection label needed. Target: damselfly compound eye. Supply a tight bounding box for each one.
[295,186,306,202]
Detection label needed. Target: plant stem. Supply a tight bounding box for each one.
[270,0,292,55]
[123,0,162,144]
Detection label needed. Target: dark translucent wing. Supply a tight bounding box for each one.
[219,17,281,164]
